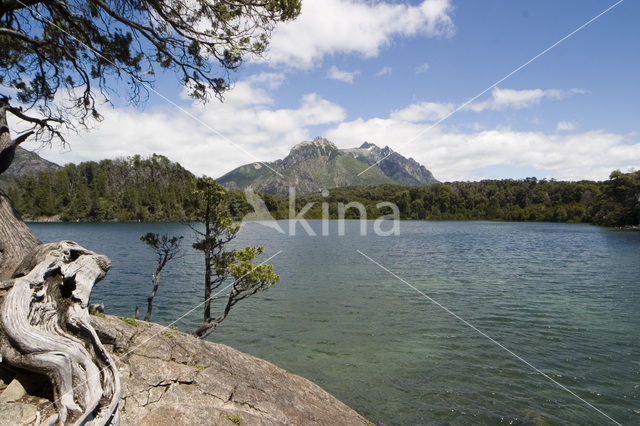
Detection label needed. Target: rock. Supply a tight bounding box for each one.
[0,300,371,425]
[0,401,38,425]
[89,303,105,315]
[0,379,26,403]
[90,315,371,426]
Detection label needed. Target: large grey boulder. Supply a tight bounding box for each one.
[90,315,370,426]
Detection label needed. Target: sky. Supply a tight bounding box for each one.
[20,0,640,182]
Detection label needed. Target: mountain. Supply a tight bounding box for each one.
[217,137,439,194]
[0,147,60,188]
[344,141,438,186]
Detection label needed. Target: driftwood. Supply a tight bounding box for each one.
[0,241,120,425]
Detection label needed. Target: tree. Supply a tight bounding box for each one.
[0,2,299,422]
[0,0,301,277]
[591,170,640,226]
[139,232,182,321]
[191,177,278,338]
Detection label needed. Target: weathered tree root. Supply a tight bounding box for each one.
[0,241,120,425]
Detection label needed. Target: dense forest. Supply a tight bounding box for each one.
[5,155,200,222]
[4,155,639,227]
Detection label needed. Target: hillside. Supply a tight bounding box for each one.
[0,147,59,188]
[343,141,438,186]
[5,154,200,221]
[217,137,439,194]
[4,149,638,226]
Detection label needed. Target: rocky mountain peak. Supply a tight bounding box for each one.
[218,136,439,194]
[359,141,377,149]
[284,137,338,167]
[291,137,337,152]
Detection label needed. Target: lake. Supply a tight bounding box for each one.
[30,221,640,425]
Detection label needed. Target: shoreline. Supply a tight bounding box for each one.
[25,217,640,229]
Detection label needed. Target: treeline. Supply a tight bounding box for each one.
[281,171,639,227]
[5,155,639,227]
[6,154,201,221]
[589,169,640,227]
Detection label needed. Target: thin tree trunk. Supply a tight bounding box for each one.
[144,270,161,321]
[195,290,235,338]
[203,193,212,322]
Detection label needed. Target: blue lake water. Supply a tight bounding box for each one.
[30,221,640,425]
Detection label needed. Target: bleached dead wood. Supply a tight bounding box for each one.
[0,241,120,425]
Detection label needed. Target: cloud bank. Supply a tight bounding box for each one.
[264,0,454,68]
[21,76,639,184]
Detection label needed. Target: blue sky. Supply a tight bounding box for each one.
[23,0,640,182]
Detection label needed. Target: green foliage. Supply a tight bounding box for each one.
[266,178,606,224]
[1,0,302,143]
[7,154,201,221]
[188,363,206,371]
[118,316,138,327]
[590,170,640,227]
[191,177,279,338]
[227,415,242,424]
[227,246,279,302]
[7,158,639,228]
[140,233,183,257]
[161,330,174,339]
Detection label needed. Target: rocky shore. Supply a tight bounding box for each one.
[0,314,371,425]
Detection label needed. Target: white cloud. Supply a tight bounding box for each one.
[245,72,286,90]
[19,78,637,184]
[557,121,576,131]
[327,66,360,83]
[326,116,640,182]
[22,73,345,179]
[390,102,453,122]
[415,62,430,74]
[265,0,454,68]
[468,87,587,112]
[375,66,393,77]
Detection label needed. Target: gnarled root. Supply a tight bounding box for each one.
[0,241,120,425]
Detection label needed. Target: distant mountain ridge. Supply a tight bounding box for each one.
[0,147,60,188]
[344,141,438,186]
[217,137,438,194]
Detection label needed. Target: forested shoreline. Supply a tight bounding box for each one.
[4,154,639,227]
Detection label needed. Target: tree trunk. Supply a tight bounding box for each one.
[203,194,212,322]
[0,99,40,279]
[0,101,120,423]
[144,270,161,321]
[0,191,40,278]
[195,290,235,339]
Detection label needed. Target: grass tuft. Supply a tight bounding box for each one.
[118,316,138,327]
